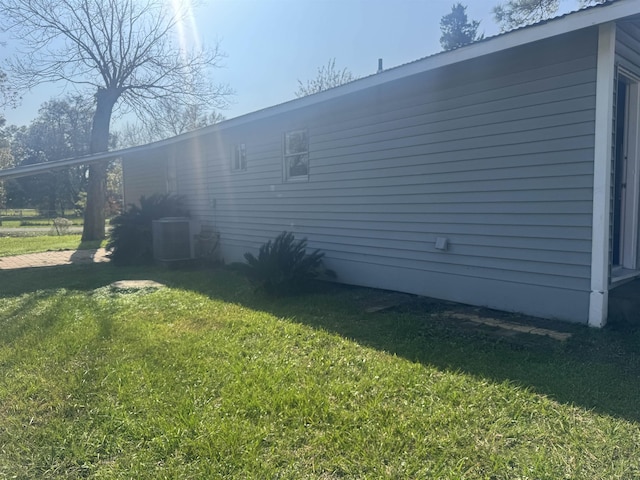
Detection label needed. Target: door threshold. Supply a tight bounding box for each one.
[611,266,640,286]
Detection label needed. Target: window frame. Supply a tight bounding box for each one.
[231,143,247,172]
[283,129,309,182]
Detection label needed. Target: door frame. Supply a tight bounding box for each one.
[615,68,640,270]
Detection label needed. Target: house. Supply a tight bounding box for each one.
[119,0,640,327]
[3,0,640,327]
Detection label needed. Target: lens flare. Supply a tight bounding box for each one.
[171,0,201,56]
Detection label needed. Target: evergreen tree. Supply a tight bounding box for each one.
[440,3,484,51]
[493,0,605,31]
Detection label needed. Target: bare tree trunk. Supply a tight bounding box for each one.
[81,88,119,241]
[82,162,108,240]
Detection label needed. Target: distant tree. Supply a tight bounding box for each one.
[493,0,604,31]
[105,159,123,215]
[146,101,224,139]
[0,119,14,208]
[8,96,93,215]
[0,70,7,128]
[117,100,224,148]
[0,68,19,126]
[0,148,12,208]
[440,3,484,51]
[295,59,356,98]
[0,0,231,240]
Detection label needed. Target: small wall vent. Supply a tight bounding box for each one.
[152,217,192,262]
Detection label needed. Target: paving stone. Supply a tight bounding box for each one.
[110,280,165,290]
[445,310,572,341]
[0,248,109,270]
[500,323,536,334]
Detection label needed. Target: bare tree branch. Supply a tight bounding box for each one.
[295,59,356,98]
[0,0,233,240]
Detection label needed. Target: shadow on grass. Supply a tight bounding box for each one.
[0,262,164,297]
[233,287,640,425]
[0,292,59,345]
[2,263,639,424]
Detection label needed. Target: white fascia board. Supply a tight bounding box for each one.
[589,22,617,329]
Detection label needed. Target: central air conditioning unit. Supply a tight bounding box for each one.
[152,217,193,265]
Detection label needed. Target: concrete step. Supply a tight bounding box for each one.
[609,279,640,325]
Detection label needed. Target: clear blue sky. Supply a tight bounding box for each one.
[1,0,583,128]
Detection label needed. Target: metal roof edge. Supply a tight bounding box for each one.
[144,0,639,147]
[0,144,138,180]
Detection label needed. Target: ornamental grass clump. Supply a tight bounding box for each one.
[237,231,335,295]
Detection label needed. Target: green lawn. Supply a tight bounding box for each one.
[1,264,639,478]
[0,235,104,257]
[0,212,84,228]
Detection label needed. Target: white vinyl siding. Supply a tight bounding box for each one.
[122,154,169,206]
[126,27,602,323]
[616,20,640,77]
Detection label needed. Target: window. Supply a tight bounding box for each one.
[232,143,247,171]
[284,130,308,180]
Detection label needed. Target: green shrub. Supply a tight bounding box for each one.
[106,194,188,266]
[236,231,335,295]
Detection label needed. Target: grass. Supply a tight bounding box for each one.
[0,212,84,228]
[17,218,83,227]
[0,235,105,257]
[0,264,639,478]
[1,219,32,228]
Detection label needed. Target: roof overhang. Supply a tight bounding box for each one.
[1,0,639,181]
[0,144,138,180]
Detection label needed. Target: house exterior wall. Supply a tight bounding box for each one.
[616,19,640,77]
[126,28,600,323]
[122,153,169,206]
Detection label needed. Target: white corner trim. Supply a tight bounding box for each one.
[589,22,617,328]
[589,291,609,328]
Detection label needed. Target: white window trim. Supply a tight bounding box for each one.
[231,143,247,172]
[283,129,309,182]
